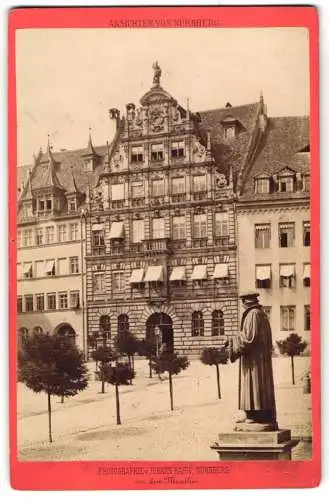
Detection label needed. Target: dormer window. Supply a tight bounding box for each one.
[171,141,185,158]
[131,146,143,163]
[279,176,294,192]
[303,174,310,191]
[69,200,76,212]
[46,199,52,210]
[254,176,270,194]
[150,143,164,161]
[224,126,236,140]
[39,200,45,211]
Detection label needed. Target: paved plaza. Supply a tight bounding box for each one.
[17,356,312,461]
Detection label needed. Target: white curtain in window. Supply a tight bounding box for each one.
[152,218,165,239]
[132,219,145,243]
[111,184,125,201]
[58,258,68,275]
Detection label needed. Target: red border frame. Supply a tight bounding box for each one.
[8,6,320,490]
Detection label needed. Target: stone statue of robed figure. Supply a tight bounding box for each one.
[227,291,277,431]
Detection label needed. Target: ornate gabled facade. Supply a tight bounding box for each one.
[16,63,310,357]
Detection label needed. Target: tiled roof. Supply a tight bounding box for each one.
[239,115,310,201]
[197,102,261,186]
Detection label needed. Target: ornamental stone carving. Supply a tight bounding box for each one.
[111,144,128,170]
[192,139,207,163]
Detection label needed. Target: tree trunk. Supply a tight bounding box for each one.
[115,383,121,425]
[216,364,221,399]
[47,390,52,443]
[149,359,152,378]
[132,354,135,371]
[61,393,64,404]
[290,356,295,385]
[169,371,174,411]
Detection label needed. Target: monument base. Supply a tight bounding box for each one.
[211,429,299,461]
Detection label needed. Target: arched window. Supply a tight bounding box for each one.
[212,310,224,336]
[32,326,43,335]
[118,314,129,338]
[192,311,204,337]
[99,315,111,339]
[18,327,29,342]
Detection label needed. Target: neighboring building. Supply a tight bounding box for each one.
[16,139,107,352]
[236,114,310,345]
[17,64,310,357]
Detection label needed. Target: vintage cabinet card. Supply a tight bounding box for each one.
[8,5,320,490]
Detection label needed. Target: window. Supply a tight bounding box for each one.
[58,224,67,242]
[131,145,143,163]
[69,223,79,240]
[47,293,56,310]
[212,310,224,336]
[118,314,129,337]
[35,260,44,278]
[111,183,125,201]
[33,326,43,335]
[304,305,310,331]
[93,273,105,293]
[303,221,310,247]
[255,177,270,194]
[99,315,111,339]
[193,213,207,239]
[172,216,186,240]
[112,272,125,292]
[193,175,207,193]
[38,199,45,211]
[35,228,43,245]
[23,229,32,247]
[214,212,229,238]
[17,231,22,248]
[172,177,185,194]
[131,182,144,199]
[192,311,204,337]
[280,306,296,331]
[36,294,45,311]
[17,296,23,313]
[45,226,54,244]
[92,230,105,247]
[45,259,55,276]
[255,224,271,249]
[58,292,68,309]
[151,143,164,161]
[303,174,310,192]
[303,263,310,287]
[69,200,76,212]
[224,126,236,140]
[70,290,80,308]
[171,140,185,158]
[263,306,271,321]
[152,179,164,197]
[279,264,296,288]
[132,219,145,243]
[25,295,33,312]
[256,265,272,289]
[152,218,165,239]
[279,222,295,247]
[46,199,52,210]
[70,256,79,274]
[58,258,68,275]
[23,262,32,279]
[279,176,294,193]
[19,327,29,342]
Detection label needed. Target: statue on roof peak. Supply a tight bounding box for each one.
[152,61,162,87]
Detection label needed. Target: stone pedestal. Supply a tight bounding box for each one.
[211,429,299,461]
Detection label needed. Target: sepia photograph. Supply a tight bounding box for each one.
[15,25,313,465]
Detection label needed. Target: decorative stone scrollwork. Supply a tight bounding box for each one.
[215,171,228,189]
[111,144,128,170]
[192,139,207,163]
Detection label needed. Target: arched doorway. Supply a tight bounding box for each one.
[146,313,173,353]
[53,323,76,346]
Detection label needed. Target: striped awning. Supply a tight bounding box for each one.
[144,266,164,282]
[130,269,144,284]
[280,264,295,277]
[23,263,32,275]
[191,265,207,280]
[46,260,55,273]
[303,264,310,279]
[213,263,229,279]
[169,267,185,281]
[256,265,271,280]
[109,221,124,239]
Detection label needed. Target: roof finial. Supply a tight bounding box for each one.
[152,61,162,87]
